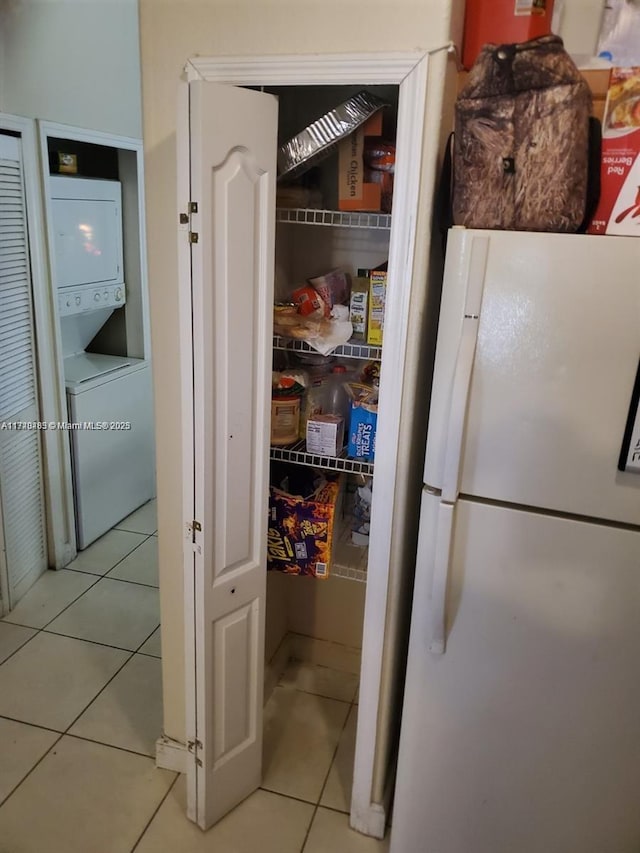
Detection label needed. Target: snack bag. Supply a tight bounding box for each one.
[308,269,349,317]
[291,285,325,317]
[267,478,341,578]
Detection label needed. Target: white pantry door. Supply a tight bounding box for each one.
[181,81,278,829]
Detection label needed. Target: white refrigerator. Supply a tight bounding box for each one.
[391,227,640,853]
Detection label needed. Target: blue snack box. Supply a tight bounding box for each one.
[348,402,377,461]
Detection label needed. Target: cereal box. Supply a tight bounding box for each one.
[367,270,387,346]
[347,401,378,462]
[338,112,383,212]
[588,67,640,236]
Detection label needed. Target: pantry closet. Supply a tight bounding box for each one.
[174,51,433,838]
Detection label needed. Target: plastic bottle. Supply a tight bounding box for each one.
[300,373,330,440]
[326,365,352,440]
[349,277,370,341]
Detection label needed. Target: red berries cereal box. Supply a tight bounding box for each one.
[588,68,640,236]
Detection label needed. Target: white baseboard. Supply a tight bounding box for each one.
[349,749,395,839]
[263,632,291,703]
[155,734,188,773]
[350,801,387,840]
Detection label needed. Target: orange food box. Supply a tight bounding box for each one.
[338,112,383,212]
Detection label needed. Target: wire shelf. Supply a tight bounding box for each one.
[331,515,368,583]
[270,440,374,476]
[273,335,382,362]
[276,208,392,230]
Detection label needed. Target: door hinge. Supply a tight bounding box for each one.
[189,231,199,243]
[180,203,198,229]
[187,738,203,767]
[188,519,202,544]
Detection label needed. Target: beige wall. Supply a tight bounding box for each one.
[140,0,459,744]
[0,0,142,137]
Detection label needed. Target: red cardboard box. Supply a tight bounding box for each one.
[588,68,640,236]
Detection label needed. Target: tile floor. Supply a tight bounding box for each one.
[0,498,391,852]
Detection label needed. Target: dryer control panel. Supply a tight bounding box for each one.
[58,283,126,317]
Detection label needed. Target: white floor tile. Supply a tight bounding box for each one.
[70,654,162,756]
[108,536,158,587]
[2,570,97,629]
[320,705,357,813]
[262,686,350,804]
[290,634,361,675]
[115,499,157,535]
[279,661,359,703]
[139,626,161,658]
[304,807,390,853]
[46,577,160,651]
[136,776,313,853]
[65,529,148,576]
[0,632,129,731]
[0,718,58,804]
[0,735,174,853]
[0,622,36,664]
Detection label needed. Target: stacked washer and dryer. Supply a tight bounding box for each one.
[51,176,155,550]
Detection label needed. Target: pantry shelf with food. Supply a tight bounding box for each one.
[269,440,375,476]
[271,87,388,590]
[273,334,382,362]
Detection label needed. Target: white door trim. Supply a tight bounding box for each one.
[0,113,62,572]
[185,51,427,85]
[0,498,7,617]
[176,80,198,823]
[181,50,431,838]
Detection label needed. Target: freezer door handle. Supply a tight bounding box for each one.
[619,357,640,473]
[429,501,455,654]
[441,235,488,503]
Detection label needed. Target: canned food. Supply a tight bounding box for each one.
[271,395,300,446]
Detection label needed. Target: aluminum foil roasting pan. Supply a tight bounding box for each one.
[277,91,387,182]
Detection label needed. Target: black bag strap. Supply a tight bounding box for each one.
[437,131,455,253]
[578,116,602,233]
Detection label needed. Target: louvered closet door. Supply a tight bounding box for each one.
[0,132,47,609]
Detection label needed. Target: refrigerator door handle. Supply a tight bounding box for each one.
[430,235,488,654]
[429,501,454,654]
[441,234,488,504]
